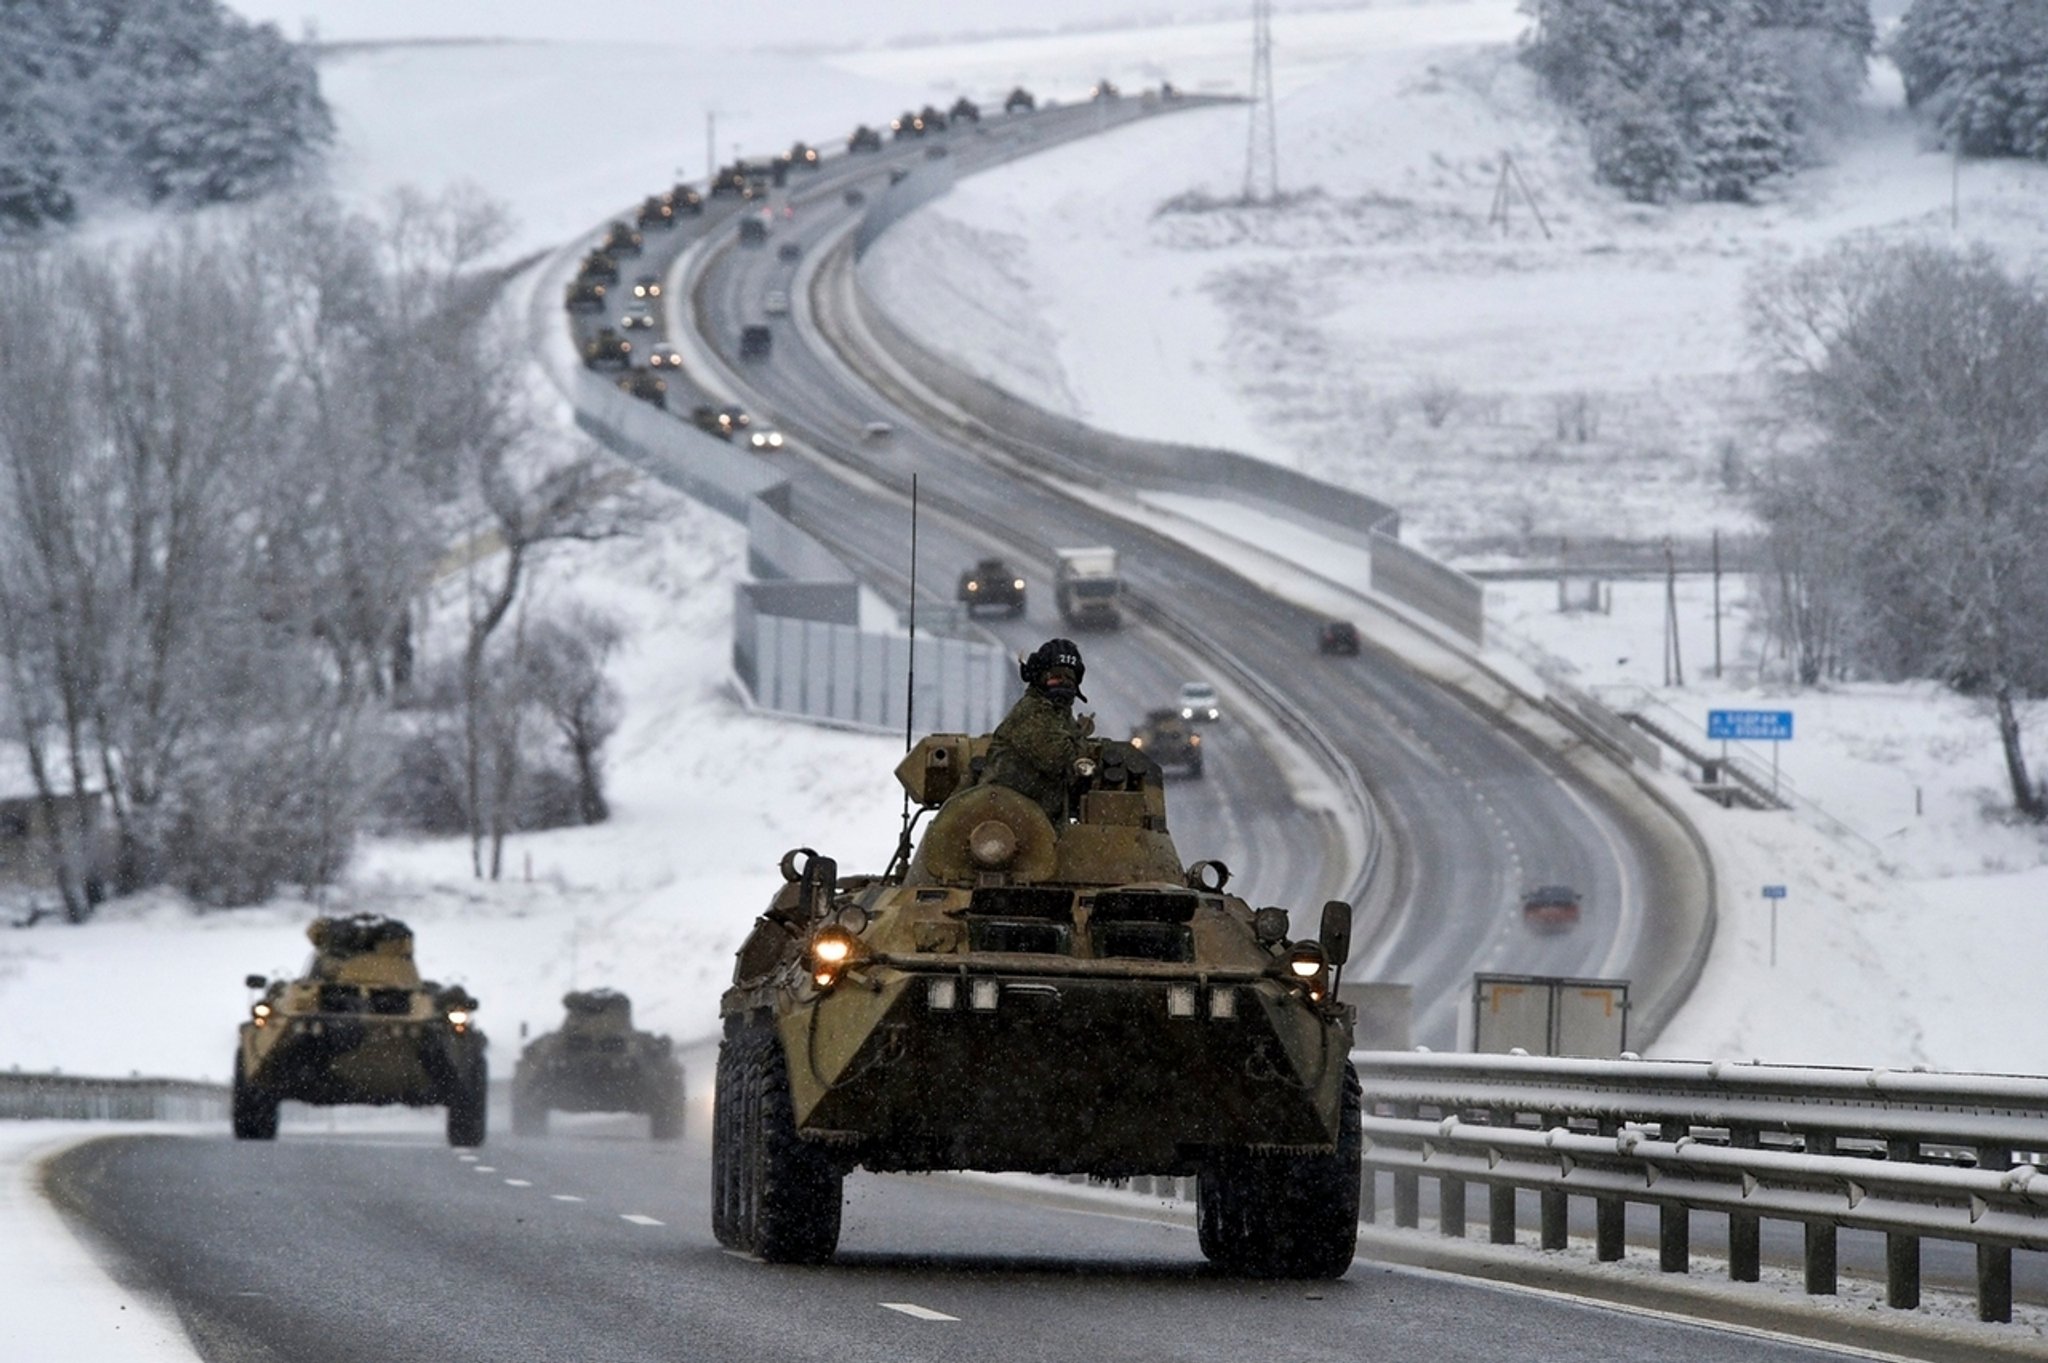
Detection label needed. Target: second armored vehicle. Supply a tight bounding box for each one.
[584,327,632,370]
[713,731,1361,1275]
[1129,707,1203,777]
[618,369,667,407]
[511,989,686,1139]
[957,557,1026,617]
[233,915,487,1145]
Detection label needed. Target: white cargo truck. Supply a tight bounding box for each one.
[1053,546,1122,629]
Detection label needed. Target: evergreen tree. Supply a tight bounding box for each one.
[1895,0,2048,159]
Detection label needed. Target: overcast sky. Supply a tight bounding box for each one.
[222,0,1324,52]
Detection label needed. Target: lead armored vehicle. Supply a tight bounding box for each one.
[956,556,1026,617]
[714,732,1360,1274]
[234,915,486,1145]
[512,989,686,1139]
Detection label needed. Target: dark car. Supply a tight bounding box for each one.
[1092,78,1122,101]
[843,187,867,207]
[848,124,883,153]
[630,274,662,300]
[776,240,802,262]
[740,324,773,359]
[956,557,1026,617]
[738,216,768,246]
[1004,86,1036,114]
[1521,885,1582,934]
[692,403,751,439]
[1318,621,1361,655]
[1130,708,1203,777]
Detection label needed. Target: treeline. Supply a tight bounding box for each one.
[0,0,332,232]
[1747,242,2048,820]
[1892,0,2048,159]
[0,192,634,919]
[1522,0,1876,202]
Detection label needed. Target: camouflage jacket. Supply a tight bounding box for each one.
[980,689,1088,825]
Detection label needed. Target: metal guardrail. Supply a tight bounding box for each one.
[1352,1050,2048,1324]
[0,1071,230,1122]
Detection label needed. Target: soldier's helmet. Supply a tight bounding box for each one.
[1020,638,1086,702]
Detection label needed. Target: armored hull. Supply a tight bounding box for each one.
[513,990,685,1139]
[715,735,1361,1274]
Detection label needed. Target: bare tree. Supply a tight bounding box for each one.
[1748,241,2048,817]
[525,608,624,826]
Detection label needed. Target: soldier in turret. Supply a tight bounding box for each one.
[980,638,1095,825]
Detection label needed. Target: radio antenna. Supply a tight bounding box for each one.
[892,475,920,879]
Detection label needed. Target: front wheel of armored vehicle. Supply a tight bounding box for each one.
[230,1051,279,1141]
[1198,1063,1361,1278]
[446,1053,489,1148]
[723,1019,842,1262]
[711,1033,743,1249]
[649,1080,685,1142]
[511,1080,546,1137]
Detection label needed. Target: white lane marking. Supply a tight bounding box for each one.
[474,1166,498,1173]
[620,1213,664,1226]
[720,1249,753,1261]
[458,1154,479,1162]
[551,1194,584,1203]
[504,1179,532,1187]
[880,1303,959,1322]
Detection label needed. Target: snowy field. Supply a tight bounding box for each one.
[5,2,2046,1104]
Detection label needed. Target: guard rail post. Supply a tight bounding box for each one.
[1392,1101,1420,1229]
[1659,1119,1689,1273]
[1729,1124,1762,1281]
[1804,1130,1839,1295]
[1884,1135,1920,1309]
[1359,1164,1377,1225]
[1489,1108,1517,1245]
[1978,1143,2014,1322]
[1539,1112,1568,1250]
[1594,1116,1625,1261]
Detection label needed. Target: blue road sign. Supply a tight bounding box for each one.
[1762,885,1787,899]
[1709,709,1793,742]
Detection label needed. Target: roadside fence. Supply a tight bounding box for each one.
[1,1071,229,1122]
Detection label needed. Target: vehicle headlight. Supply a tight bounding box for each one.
[808,927,859,987]
[1284,945,1330,1002]
[1181,707,1194,719]
[252,1002,272,1027]
[966,581,979,592]
[447,1008,471,1026]
[1013,579,1025,590]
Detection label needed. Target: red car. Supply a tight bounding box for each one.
[1521,885,1582,933]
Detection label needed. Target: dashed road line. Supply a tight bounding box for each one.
[880,1303,959,1322]
[457,1154,479,1162]
[620,1213,664,1226]
[551,1194,585,1203]
[474,1166,498,1173]
[504,1179,532,1187]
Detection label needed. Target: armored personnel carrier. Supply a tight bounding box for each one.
[600,220,644,256]
[233,915,487,1145]
[847,124,883,154]
[512,989,686,1139]
[956,556,1026,617]
[579,249,619,285]
[617,368,667,407]
[563,277,607,313]
[1130,707,1203,778]
[637,194,676,229]
[714,732,1361,1274]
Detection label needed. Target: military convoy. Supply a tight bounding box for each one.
[233,915,487,1146]
[600,221,644,256]
[1130,708,1203,778]
[713,730,1361,1275]
[563,277,607,312]
[617,369,667,407]
[511,989,686,1139]
[583,327,633,370]
[847,124,883,154]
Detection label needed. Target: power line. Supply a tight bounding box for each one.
[1244,0,1278,203]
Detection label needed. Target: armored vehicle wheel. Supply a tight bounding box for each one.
[725,1020,842,1262]
[511,1081,546,1137]
[446,1053,488,1148]
[650,1081,685,1142]
[1188,758,1204,779]
[231,1051,279,1141]
[1198,1064,1360,1278]
[711,1030,744,1248]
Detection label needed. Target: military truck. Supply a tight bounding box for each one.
[1130,708,1203,778]
[637,194,676,229]
[563,277,607,313]
[584,327,633,371]
[669,185,706,215]
[511,989,686,1139]
[600,220,644,257]
[617,368,667,407]
[957,557,1026,617]
[1054,546,1122,630]
[713,733,1361,1274]
[233,915,487,1145]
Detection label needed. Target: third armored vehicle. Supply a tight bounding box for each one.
[512,989,686,1139]
[234,915,487,1145]
[714,731,1361,1275]
[957,557,1026,617]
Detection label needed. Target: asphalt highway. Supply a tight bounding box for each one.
[49,1115,1879,1363]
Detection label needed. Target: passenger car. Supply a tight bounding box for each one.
[1177,681,1221,723]
[1318,621,1361,655]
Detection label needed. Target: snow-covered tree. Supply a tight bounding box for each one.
[1748,242,2048,818]
[1894,0,2048,158]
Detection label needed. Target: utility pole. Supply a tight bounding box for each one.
[705,110,717,184]
[1244,0,1278,203]
[1663,537,1684,688]
[1712,529,1723,680]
